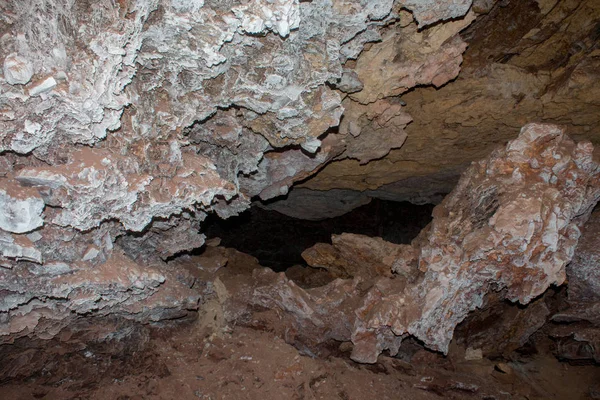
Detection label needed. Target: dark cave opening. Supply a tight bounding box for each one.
[201,198,435,272]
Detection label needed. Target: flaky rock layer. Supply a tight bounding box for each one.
[223,123,600,363]
[0,0,476,344]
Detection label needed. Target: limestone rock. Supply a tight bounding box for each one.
[0,0,476,252]
[0,179,44,234]
[455,292,551,358]
[0,230,43,266]
[239,133,346,201]
[234,267,370,350]
[339,99,413,165]
[352,123,600,361]
[565,210,600,304]
[400,0,474,26]
[0,0,478,345]
[550,210,600,363]
[550,324,600,364]
[3,54,33,85]
[15,148,234,232]
[302,233,416,280]
[0,247,200,344]
[233,0,300,38]
[28,76,57,97]
[335,69,364,94]
[303,0,600,202]
[349,12,475,105]
[118,213,206,262]
[228,123,600,364]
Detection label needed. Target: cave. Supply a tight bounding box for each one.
[201,198,435,270]
[1,0,600,399]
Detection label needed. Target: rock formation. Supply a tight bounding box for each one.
[299,0,600,208]
[551,209,600,363]
[0,0,482,345]
[1,1,600,389]
[221,123,600,363]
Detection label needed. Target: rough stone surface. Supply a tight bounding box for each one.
[302,233,415,280]
[302,0,600,204]
[3,54,33,85]
[350,123,600,361]
[455,291,551,358]
[565,210,600,304]
[225,124,600,363]
[0,0,477,343]
[5,0,596,371]
[15,148,234,232]
[0,245,201,344]
[0,230,43,266]
[349,10,475,105]
[0,180,45,234]
[399,0,473,26]
[550,210,600,363]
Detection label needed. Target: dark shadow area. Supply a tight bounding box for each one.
[202,199,434,272]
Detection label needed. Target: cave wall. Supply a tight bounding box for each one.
[300,0,600,204]
[0,0,476,344]
[0,0,599,366]
[219,123,600,363]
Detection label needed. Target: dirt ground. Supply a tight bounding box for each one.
[0,317,598,400]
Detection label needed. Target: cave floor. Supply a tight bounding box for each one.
[1,320,598,400]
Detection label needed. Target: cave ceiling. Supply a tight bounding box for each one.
[0,0,599,371]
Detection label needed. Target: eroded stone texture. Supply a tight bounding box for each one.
[399,0,473,26]
[302,233,415,280]
[0,0,148,155]
[225,124,600,364]
[259,188,371,221]
[302,0,600,204]
[338,98,413,165]
[260,5,478,215]
[565,210,600,305]
[239,133,347,201]
[550,210,600,363]
[0,180,44,234]
[118,213,206,262]
[349,10,475,105]
[0,0,478,344]
[0,246,201,344]
[0,231,43,266]
[350,123,600,362]
[15,148,234,232]
[454,291,551,358]
[3,54,33,86]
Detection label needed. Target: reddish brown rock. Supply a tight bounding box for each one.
[349,11,475,105]
[224,123,600,364]
[0,246,201,344]
[350,123,600,362]
[302,0,600,205]
[550,210,600,363]
[301,233,416,280]
[454,291,551,358]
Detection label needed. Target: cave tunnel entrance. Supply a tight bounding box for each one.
[201,198,435,272]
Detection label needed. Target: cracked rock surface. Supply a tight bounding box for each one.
[302,0,600,205]
[2,2,599,386]
[0,0,477,344]
[223,124,600,363]
[551,209,600,363]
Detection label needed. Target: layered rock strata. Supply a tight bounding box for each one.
[302,0,600,206]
